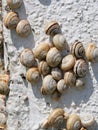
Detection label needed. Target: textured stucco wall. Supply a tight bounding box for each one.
[2,0,98,130]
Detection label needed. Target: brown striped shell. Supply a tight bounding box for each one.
[46,47,62,67]
[41,75,56,95]
[4,12,19,29]
[20,49,35,68]
[33,42,50,60]
[51,67,62,81]
[71,40,85,59]
[57,79,67,94]
[26,68,40,83]
[61,54,75,71]
[74,59,88,78]
[16,20,31,37]
[6,0,22,9]
[44,21,60,36]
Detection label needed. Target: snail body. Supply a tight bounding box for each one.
[61,54,75,71]
[74,59,88,78]
[33,42,50,60]
[41,75,56,95]
[46,47,62,67]
[71,40,85,59]
[52,34,67,50]
[26,68,40,83]
[4,12,19,29]
[16,20,31,37]
[20,49,35,68]
[57,79,67,94]
[51,67,62,81]
[6,0,22,9]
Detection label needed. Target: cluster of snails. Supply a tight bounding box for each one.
[4,0,31,37]
[41,108,95,130]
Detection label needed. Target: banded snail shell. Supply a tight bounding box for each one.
[57,79,67,94]
[64,71,76,87]
[61,54,75,71]
[0,113,7,125]
[4,12,19,29]
[41,75,56,95]
[52,34,67,50]
[46,47,62,67]
[51,67,62,81]
[26,68,40,83]
[80,127,87,130]
[74,59,88,78]
[44,21,60,36]
[75,78,85,89]
[20,49,35,68]
[16,20,31,37]
[6,0,22,9]
[71,40,85,59]
[33,42,50,61]
[38,61,50,76]
[66,114,81,130]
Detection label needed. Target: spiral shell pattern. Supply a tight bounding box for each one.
[51,67,62,81]
[7,0,23,9]
[57,79,67,93]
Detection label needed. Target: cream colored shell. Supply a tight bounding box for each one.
[80,127,87,130]
[6,0,22,9]
[33,42,50,60]
[0,113,7,125]
[41,75,56,95]
[75,78,85,89]
[61,54,75,71]
[26,68,40,83]
[20,49,35,68]
[66,114,81,130]
[52,34,67,50]
[57,79,67,94]
[46,47,62,67]
[51,67,62,81]
[16,20,31,37]
[4,12,19,29]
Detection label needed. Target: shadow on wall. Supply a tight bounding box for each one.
[91,63,98,83]
[39,0,60,6]
[10,2,35,50]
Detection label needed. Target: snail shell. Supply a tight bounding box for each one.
[71,40,85,59]
[52,34,67,50]
[80,127,87,130]
[57,79,67,94]
[44,21,60,36]
[26,68,40,83]
[66,114,81,130]
[0,113,7,125]
[74,59,88,78]
[0,125,6,130]
[20,49,35,68]
[6,0,22,9]
[64,71,76,87]
[33,42,50,60]
[51,67,62,81]
[86,43,98,62]
[4,12,19,29]
[75,78,85,89]
[61,54,75,71]
[46,47,62,67]
[38,61,50,76]
[16,20,31,37]
[41,75,56,95]
[80,114,95,127]
[51,90,61,101]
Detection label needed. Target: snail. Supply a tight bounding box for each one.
[71,40,85,59]
[51,90,61,101]
[0,113,7,125]
[38,61,50,76]
[41,108,65,129]
[46,47,62,67]
[33,42,50,61]
[64,71,76,87]
[26,68,40,83]
[61,54,75,71]
[0,74,10,95]
[16,20,31,37]
[57,79,67,94]
[52,34,67,50]
[80,114,95,127]
[41,75,56,95]
[44,21,60,36]
[85,43,98,62]
[74,59,88,78]
[80,127,87,130]
[66,114,81,130]
[51,67,62,81]
[4,11,19,29]
[20,49,35,68]
[75,78,85,89]
[6,0,22,9]
[0,125,6,130]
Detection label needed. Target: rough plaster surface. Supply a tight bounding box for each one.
[2,0,98,130]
